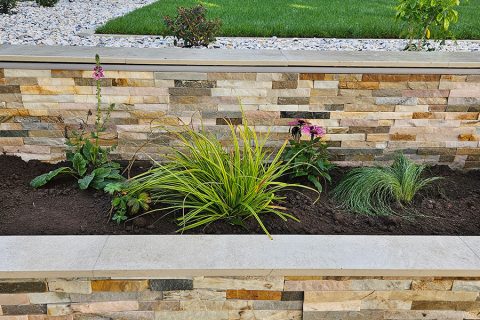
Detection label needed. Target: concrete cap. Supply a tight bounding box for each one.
[0,44,479,68]
[1,235,480,278]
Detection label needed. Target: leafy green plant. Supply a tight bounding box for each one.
[164,4,222,47]
[395,0,465,50]
[35,0,58,7]
[282,119,333,192]
[30,55,123,190]
[1,0,17,14]
[111,115,314,238]
[332,154,441,215]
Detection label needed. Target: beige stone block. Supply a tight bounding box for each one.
[379,82,409,89]
[22,95,74,103]
[452,280,480,291]
[330,112,369,119]
[284,279,411,291]
[3,145,51,154]
[269,88,310,98]
[179,300,251,311]
[193,277,283,291]
[450,89,480,97]
[367,134,390,142]
[28,293,70,304]
[418,97,447,105]
[162,289,226,301]
[361,299,412,310]
[311,89,338,97]
[412,280,453,290]
[324,134,365,141]
[94,311,154,320]
[154,80,175,87]
[0,316,29,320]
[304,300,362,312]
[229,310,302,320]
[4,69,51,77]
[20,86,75,95]
[407,81,440,89]
[313,81,339,89]
[217,80,271,89]
[259,105,299,112]
[338,89,372,97]
[344,105,394,112]
[383,310,467,320]
[48,280,92,294]
[47,304,72,316]
[71,301,139,313]
[211,88,267,97]
[304,290,479,303]
[367,112,413,120]
[208,73,256,81]
[395,105,429,112]
[154,311,228,320]
[0,137,24,146]
[439,82,480,89]
[0,294,29,305]
[37,78,75,86]
[297,80,314,88]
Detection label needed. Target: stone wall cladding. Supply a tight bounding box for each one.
[0,69,479,168]
[2,277,480,319]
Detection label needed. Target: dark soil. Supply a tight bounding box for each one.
[1,155,479,236]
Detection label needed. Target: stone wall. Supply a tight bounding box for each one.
[2,276,480,319]
[0,68,479,168]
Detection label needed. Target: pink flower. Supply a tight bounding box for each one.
[302,125,326,138]
[93,65,104,80]
[287,119,310,126]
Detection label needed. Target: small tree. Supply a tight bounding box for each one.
[395,0,465,50]
[164,5,222,47]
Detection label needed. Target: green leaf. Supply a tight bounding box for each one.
[82,139,94,162]
[72,153,88,176]
[308,175,323,193]
[30,167,73,188]
[78,173,95,190]
[104,182,124,195]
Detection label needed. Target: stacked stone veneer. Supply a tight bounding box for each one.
[3,277,480,319]
[1,68,479,168]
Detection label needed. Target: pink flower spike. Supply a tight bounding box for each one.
[93,65,104,80]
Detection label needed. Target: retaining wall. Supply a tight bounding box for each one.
[3,276,480,320]
[1,45,480,167]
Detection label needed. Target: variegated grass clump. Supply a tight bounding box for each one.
[121,116,313,238]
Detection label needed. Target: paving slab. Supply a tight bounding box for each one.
[0,45,479,68]
[0,236,107,278]
[93,235,480,277]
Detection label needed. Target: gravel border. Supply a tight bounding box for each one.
[0,0,479,51]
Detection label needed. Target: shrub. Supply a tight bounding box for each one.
[164,5,222,47]
[332,154,441,215]
[395,0,465,50]
[31,55,123,190]
[35,0,58,7]
[110,115,313,237]
[1,0,17,14]
[282,119,333,192]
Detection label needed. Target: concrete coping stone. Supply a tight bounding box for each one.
[0,44,479,68]
[1,235,480,278]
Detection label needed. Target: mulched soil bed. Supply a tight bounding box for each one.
[1,154,479,236]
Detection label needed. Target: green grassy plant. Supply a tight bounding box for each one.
[96,0,480,40]
[332,154,441,215]
[112,117,313,238]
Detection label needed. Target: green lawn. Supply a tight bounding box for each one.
[96,0,480,39]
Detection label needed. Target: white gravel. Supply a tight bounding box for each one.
[1,0,479,51]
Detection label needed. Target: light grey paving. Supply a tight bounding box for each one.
[0,235,107,278]
[2,235,480,278]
